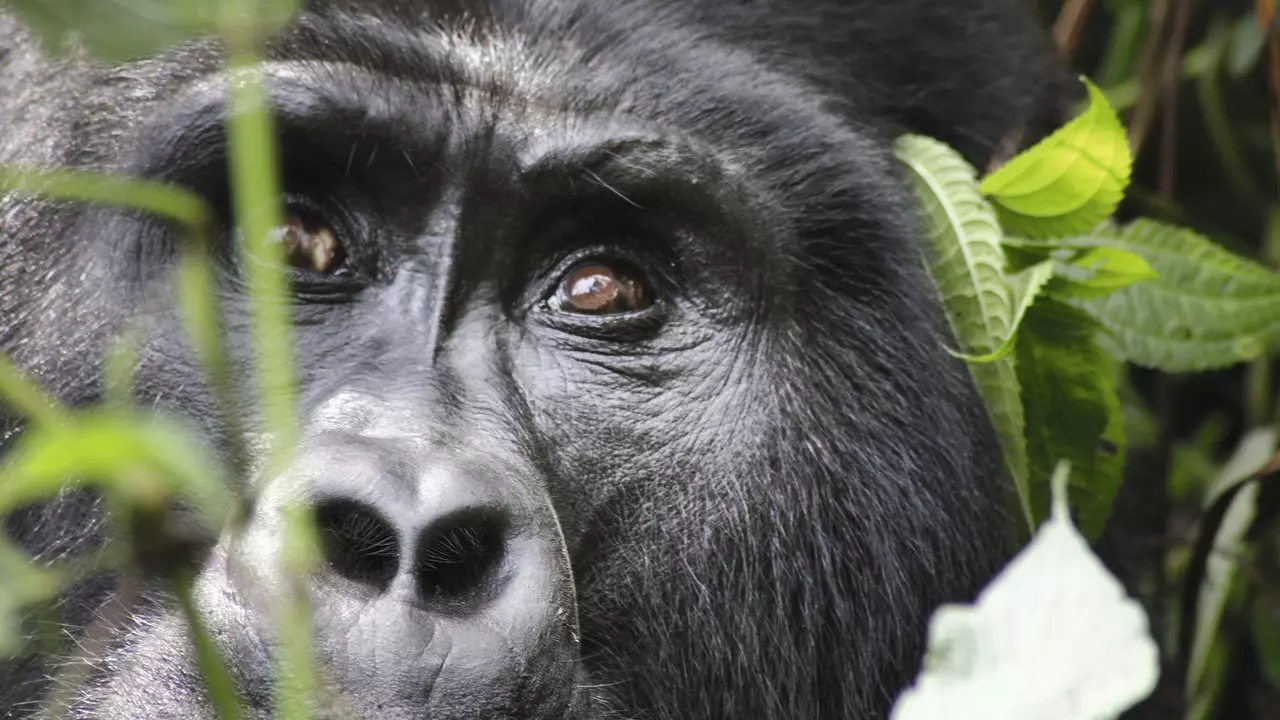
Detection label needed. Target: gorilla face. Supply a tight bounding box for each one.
[0,1,1068,717]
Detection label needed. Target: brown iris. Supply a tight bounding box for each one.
[276,213,345,275]
[553,261,652,315]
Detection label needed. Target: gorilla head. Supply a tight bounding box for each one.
[0,1,1069,717]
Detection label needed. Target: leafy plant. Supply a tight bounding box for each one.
[897,74,1280,540]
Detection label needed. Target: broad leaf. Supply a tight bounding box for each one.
[894,134,1032,529]
[981,79,1132,238]
[1051,246,1159,298]
[891,462,1160,720]
[1017,301,1125,539]
[1061,220,1280,371]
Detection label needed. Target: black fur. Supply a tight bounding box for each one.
[0,2,1070,718]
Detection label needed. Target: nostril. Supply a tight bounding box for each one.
[415,508,508,608]
[315,498,399,591]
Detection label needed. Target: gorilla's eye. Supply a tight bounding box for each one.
[551,261,652,315]
[274,212,348,276]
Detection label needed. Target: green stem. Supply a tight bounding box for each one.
[171,571,244,720]
[221,16,297,476]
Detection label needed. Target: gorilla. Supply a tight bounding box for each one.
[0,1,1071,718]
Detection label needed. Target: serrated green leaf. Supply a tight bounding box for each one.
[953,260,1055,363]
[1052,247,1159,299]
[894,134,1032,530]
[1017,301,1125,539]
[1059,220,1280,371]
[981,78,1132,239]
[891,462,1160,720]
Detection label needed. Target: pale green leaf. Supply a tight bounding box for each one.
[891,462,1160,720]
[0,411,231,531]
[6,0,302,61]
[1183,428,1277,705]
[0,355,67,430]
[1051,247,1159,299]
[894,134,1032,530]
[0,540,60,655]
[953,260,1055,363]
[1061,220,1280,371]
[1017,301,1125,539]
[981,78,1132,238]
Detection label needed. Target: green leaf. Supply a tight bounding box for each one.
[981,78,1132,239]
[1062,220,1280,371]
[5,0,303,62]
[894,134,1032,530]
[0,355,67,430]
[0,411,231,531]
[0,167,209,229]
[1050,246,1159,299]
[952,260,1055,363]
[1184,428,1277,703]
[0,540,60,655]
[8,0,211,61]
[1017,301,1125,540]
[891,462,1160,720]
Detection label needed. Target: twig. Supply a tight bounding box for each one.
[1128,0,1172,156]
[1052,0,1095,57]
[1158,0,1198,198]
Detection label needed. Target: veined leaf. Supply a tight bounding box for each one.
[1060,220,1280,371]
[1017,301,1125,539]
[981,78,1132,238]
[953,260,1055,363]
[1052,247,1159,298]
[894,134,1032,530]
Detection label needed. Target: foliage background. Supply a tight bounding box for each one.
[1033,0,1280,717]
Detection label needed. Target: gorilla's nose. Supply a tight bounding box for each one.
[212,430,581,718]
[314,496,510,609]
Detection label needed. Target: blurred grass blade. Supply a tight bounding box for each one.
[222,40,297,477]
[0,411,231,530]
[0,355,67,429]
[0,167,208,228]
[172,571,245,719]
